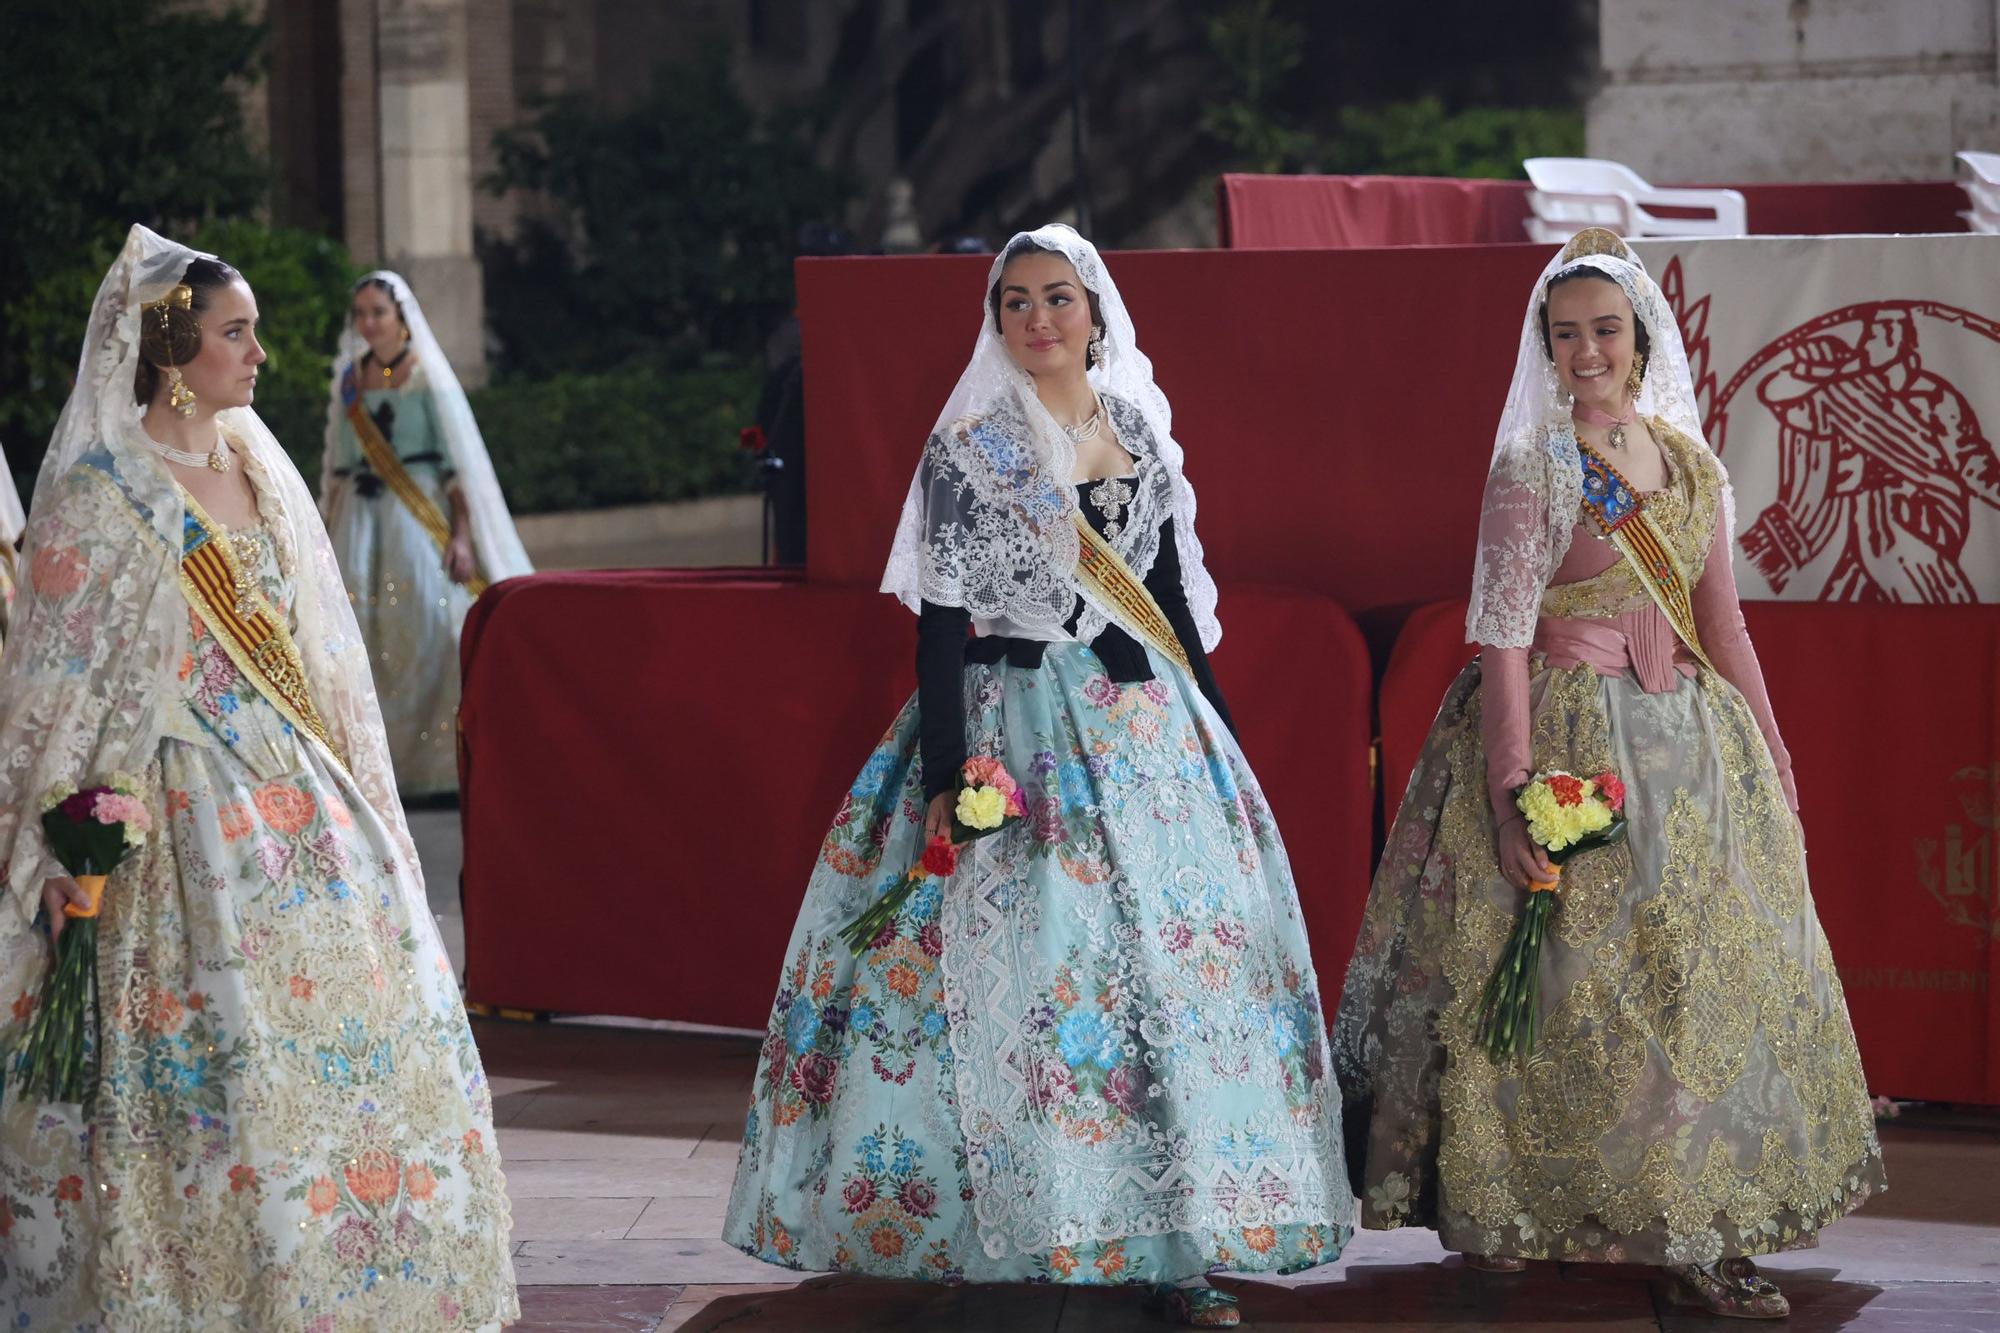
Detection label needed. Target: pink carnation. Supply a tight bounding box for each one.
[92,792,151,832]
[960,756,1018,797]
[1591,771,1627,812]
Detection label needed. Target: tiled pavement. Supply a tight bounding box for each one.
[406,813,2000,1331]
[476,1019,2000,1332]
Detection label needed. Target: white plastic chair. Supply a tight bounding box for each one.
[1524,213,1633,245]
[1525,157,1748,237]
[1525,188,1635,232]
[1958,151,2000,186]
[1955,152,2000,225]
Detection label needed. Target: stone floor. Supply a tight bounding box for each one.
[407,810,2000,1331]
[474,1018,2000,1332]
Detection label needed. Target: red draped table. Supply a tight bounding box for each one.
[460,575,1376,1031]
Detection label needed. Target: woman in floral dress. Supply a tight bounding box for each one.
[723,225,1351,1328]
[0,227,517,1329]
[321,273,532,798]
[1332,229,1883,1319]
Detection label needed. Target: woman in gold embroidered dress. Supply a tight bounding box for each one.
[1332,230,1883,1319]
[0,227,518,1328]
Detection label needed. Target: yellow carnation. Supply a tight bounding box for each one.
[957,785,1008,830]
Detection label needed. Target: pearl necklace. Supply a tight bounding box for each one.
[1057,396,1104,443]
[141,428,232,473]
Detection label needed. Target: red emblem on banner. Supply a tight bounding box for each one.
[1663,257,2000,602]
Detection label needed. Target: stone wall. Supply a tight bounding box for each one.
[1590,0,2000,182]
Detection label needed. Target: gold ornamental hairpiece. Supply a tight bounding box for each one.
[1560,227,1632,264]
[148,283,194,314]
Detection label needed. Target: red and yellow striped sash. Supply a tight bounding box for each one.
[179,503,347,774]
[342,371,488,597]
[1577,444,1714,671]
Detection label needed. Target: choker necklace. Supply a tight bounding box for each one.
[1057,395,1104,443]
[1572,398,1637,449]
[142,428,233,473]
[370,345,412,383]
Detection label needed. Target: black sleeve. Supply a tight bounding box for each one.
[915,600,972,801]
[1146,520,1235,737]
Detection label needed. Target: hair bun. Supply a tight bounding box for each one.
[1559,227,1633,264]
[140,283,202,367]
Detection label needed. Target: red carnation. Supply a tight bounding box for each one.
[1593,771,1627,812]
[921,837,959,878]
[1546,773,1586,807]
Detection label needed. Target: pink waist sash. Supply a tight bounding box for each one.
[1534,607,1696,694]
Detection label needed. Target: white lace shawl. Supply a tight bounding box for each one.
[323,270,533,583]
[1467,244,1724,648]
[0,225,420,923]
[881,224,1221,651]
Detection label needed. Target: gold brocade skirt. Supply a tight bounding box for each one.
[1331,658,1885,1265]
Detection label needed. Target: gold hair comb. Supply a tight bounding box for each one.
[1559,227,1632,263]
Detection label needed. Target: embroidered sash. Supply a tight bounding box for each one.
[1575,445,1715,671]
[178,502,349,775]
[1071,512,1193,673]
[340,367,487,596]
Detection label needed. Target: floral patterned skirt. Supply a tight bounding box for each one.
[328,464,470,798]
[724,641,1351,1285]
[1332,658,1885,1265]
[0,727,518,1330]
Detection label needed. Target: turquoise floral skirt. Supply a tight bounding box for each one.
[723,641,1352,1284]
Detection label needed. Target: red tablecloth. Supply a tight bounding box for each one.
[800,247,1549,614]
[459,577,1376,1029]
[1218,174,1534,249]
[1376,599,2000,1103]
[1218,174,1971,249]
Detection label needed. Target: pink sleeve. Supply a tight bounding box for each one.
[1480,646,1534,827]
[1692,513,1799,811]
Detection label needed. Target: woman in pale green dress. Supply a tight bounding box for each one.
[0,226,518,1329]
[321,273,532,797]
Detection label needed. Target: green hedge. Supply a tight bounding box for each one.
[2,219,354,497]
[469,364,762,514]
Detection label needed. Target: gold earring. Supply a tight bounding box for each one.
[1626,354,1645,400]
[167,366,196,417]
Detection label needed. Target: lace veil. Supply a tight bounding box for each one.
[323,271,534,583]
[1466,228,1722,648]
[0,225,420,920]
[0,447,23,546]
[880,224,1222,651]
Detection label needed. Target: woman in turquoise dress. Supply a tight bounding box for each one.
[723,225,1351,1328]
[0,227,518,1328]
[321,273,532,798]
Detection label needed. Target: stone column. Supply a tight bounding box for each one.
[374,0,487,385]
[1588,0,2000,183]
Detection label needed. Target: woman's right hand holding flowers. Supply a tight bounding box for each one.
[1497,815,1554,893]
[41,876,93,943]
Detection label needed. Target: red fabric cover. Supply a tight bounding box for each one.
[800,247,1550,614]
[458,576,1375,1030]
[1218,174,1970,249]
[1218,174,1534,249]
[1377,598,2000,1103]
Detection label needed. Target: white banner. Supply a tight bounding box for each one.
[1631,235,2000,603]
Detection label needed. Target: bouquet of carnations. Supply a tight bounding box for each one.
[839,756,1024,954]
[1476,768,1626,1062]
[12,777,152,1104]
